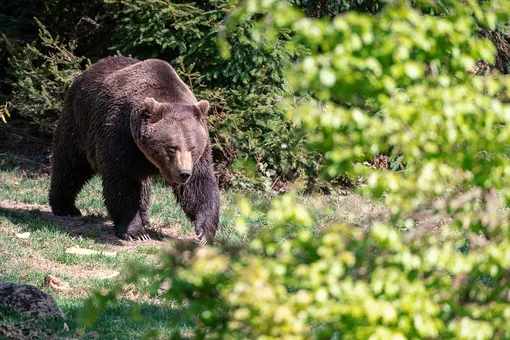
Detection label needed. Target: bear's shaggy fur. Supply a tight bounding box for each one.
[49,56,220,243]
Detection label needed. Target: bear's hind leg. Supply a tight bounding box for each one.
[49,143,93,217]
[102,173,151,241]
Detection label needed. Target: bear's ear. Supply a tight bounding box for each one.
[196,100,210,117]
[144,97,159,114]
[143,97,163,123]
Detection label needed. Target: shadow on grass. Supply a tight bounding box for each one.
[0,299,190,340]
[0,206,182,246]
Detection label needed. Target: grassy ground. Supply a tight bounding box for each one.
[0,169,388,339]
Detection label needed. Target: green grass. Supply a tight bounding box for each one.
[0,169,387,339]
[0,170,49,205]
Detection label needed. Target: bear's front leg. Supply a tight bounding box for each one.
[102,172,151,241]
[173,162,220,245]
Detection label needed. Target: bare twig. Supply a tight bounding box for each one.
[0,124,52,146]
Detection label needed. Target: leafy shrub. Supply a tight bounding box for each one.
[0,0,107,54]
[106,0,294,89]
[85,0,510,339]
[203,87,320,188]
[5,20,89,129]
[0,0,107,103]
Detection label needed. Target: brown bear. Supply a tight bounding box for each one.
[48,56,220,244]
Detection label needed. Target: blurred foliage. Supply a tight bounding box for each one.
[479,26,510,74]
[83,0,510,339]
[290,0,383,17]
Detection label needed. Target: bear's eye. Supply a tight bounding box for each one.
[168,146,178,153]
[190,146,196,151]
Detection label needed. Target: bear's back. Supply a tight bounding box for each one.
[70,56,195,105]
[86,56,140,80]
[104,58,196,105]
[69,56,139,95]
[67,56,197,130]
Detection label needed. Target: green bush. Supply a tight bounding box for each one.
[85,0,510,339]
[5,19,89,129]
[0,0,107,105]
[106,0,292,89]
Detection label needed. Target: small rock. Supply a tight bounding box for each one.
[15,232,30,239]
[44,275,69,292]
[0,282,62,318]
[101,251,117,258]
[157,280,171,295]
[99,271,120,279]
[62,322,69,332]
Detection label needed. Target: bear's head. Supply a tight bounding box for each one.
[132,97,210,184]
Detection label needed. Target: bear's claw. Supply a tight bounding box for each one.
[117,230,151,242]
[196,231,212,246]
[140,233,151,241]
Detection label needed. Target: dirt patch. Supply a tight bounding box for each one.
[1,254,118,297]
[337,194,391,228]
[305,193,452,233]
[304,194,391,230]
[15,253,120,281]
[0,199,197,249]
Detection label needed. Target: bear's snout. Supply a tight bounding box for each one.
[175,150,193,182]
[178,169,191,182]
